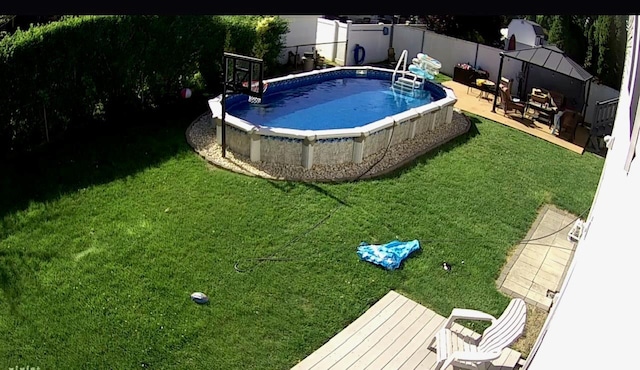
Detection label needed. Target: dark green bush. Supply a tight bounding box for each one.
[0,15,288,155]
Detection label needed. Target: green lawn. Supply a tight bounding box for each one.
[434,72,452,84]
[0,106,604,369]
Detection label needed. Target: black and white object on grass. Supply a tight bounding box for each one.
[190,292,209,304]
[443,262,452,271]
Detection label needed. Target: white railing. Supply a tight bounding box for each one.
[392,49,409,83]
[593,97,619,128]
[588,97,619,151]
[391,49,423,95]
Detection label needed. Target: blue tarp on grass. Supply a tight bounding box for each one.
[357,239,421,270]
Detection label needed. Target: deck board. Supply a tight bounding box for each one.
[440,80,590,155]
[291,290,522,370]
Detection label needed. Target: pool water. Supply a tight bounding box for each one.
[226,78,435,130]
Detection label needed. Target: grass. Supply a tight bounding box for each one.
[0,104,604,368]
[434,72,452,84]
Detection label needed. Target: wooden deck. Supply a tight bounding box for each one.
[291,291,522,370]
[441,80,590,155]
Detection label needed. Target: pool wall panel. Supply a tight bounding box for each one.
[227,126,251,157]
[210,66,457,169]
[363,129,390,159]
[314,138,354,165]
[261,136,303,166]
[390,121,413,145]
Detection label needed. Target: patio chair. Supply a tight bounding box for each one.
[499,77,512,95]
[430,298,527,370]
[498,87,526,118]
[557,109,582,142]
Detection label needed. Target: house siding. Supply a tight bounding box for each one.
[523,14,640,370]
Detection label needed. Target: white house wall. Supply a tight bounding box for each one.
[507,19,537,47]
[524,14,640,370]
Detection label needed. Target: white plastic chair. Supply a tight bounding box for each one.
[431,298,527,370]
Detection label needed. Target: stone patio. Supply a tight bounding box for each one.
[497,204,579,310]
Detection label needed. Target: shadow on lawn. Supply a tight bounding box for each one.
[0,249,58,316]
[266,180,352,206]
[0,98,206,223]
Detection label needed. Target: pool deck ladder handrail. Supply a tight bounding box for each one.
[391,49,425,97]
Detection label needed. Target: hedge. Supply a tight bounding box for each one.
[0,15,288,155]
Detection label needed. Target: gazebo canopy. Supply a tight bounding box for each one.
[503,45,593,82]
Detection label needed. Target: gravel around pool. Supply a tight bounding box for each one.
[186,109,471,182]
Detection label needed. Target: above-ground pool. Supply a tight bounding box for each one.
[208,66,457,169]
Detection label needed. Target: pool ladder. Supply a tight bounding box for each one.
[391,49,425,97]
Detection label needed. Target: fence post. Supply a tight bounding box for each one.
[474,43,479,68]
[333,20,339,62]
[344,20,353,66]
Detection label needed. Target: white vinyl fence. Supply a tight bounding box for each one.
[314,19,392,66]
[584,82,621,125]
[278,16,323,64]
[390,25,424,63]
[279,17,620,125]
[314,18,348,65]
[393,25,525,96]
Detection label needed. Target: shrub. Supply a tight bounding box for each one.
[0,15,288,155]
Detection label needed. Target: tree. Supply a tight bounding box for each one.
[421,15,513,48]
[0,15,62,37]
[546,15,588,67]
[533,14,626,89]
[584,16,597,71]
[593,15,627,89]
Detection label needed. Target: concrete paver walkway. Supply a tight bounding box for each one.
[497,205,579,311]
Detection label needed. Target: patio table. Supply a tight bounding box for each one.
[526,100,557,126]
[474,79,496,101]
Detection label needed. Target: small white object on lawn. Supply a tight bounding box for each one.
[191,292,209,304]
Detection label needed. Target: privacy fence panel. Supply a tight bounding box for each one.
[422,30,477,77]
[391,25,426,63]
[335,21,349,65]
[315,18,342,64]
[346,23,392,66]
[279,15,322,64]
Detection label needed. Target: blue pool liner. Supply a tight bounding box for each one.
[357,240,421,270]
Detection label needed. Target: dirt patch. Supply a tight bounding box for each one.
[511,303,548,359]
